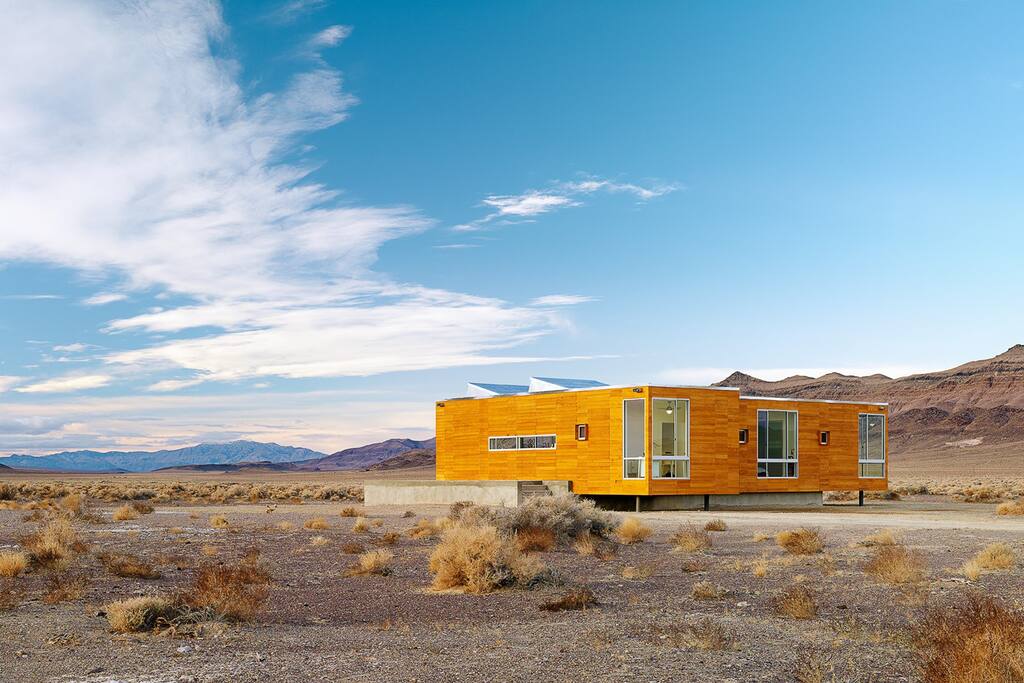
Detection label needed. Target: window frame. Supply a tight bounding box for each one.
[487,434,557,452]
[857,413,886,478]
[622,398,646,480]
[819,431,830,446]
[576,424,588,441]
[738,428,749,445]
[651,397,690,480]
[756,409,799,479]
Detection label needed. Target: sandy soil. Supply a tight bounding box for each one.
[1,492,1022,683]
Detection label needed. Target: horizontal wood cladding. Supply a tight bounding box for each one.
[436,387,888,495]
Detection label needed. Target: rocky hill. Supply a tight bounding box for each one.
[715,345,1024,475]
[292,438,436,471]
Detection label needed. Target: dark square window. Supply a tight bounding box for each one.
[576,424,588,441]
[820,431,830,446]
[738,428,749,444]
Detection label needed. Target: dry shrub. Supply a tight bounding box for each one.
[344,549,393,577]
[99,552,161,579]
[402,510,415,518]
[275,521,296,532]
[704,518,728,532]
[376,532,401,546]
[671,524,712,553]
[753,533,772,543]
[819,554,837,576]
[429,523,545,593]
[773,585,818,619]
[183,562,271,622]
[793,651,837,683]
[504,495,617,543]
[540,586,597,612]
[858,529,898,547]
[964,543,1015,580]
[0,483,16,501]
[19,517,82,570]
[0,551,28,578]
[167,527,184,535]
[655,618,733,650]
[339,506,359,517]
[60,493,85,516]
[572,531,616,559]
[309,535,329,547]
[304,517,329,530]
[996,500,1024,516]
[681,558,704,573]
[914,594,1024,683]
[43,571,89,604]
[105,595,180,633]
[621,564,655,580]
[352,517,370,533]
[112,504,140,522]
[341,541,364,554]
[371,520,383,527]
[209,515,230,529]
[516,526,556,553]
[865,544,926,584]
[616,517,652,544]
[408,518,443,539]
[0,579,23,611]
[130,501,155,514]
[776,528,824,555]
[691,581,725,600]
[201,545,219,557]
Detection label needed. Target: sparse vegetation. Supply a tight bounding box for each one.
[776,528,824,555]
[913,594,1024,683]
[19,517,83,570]
[515,526,556,552]
[0,551,28,578]
[655,618,734,650]
[858,529,897,547]
[615,517,652,544]
[670,524,712,552]
[310,535,329,547]
[182,561,272,622]
[112,504,140,521]
[99,552,161,579]
[540,586,597,612]
[428,522,545,593]
[996,499,1024,516]
[340,507,359,517]
[341,541,365,554]
[773,585,818,619]
[105,595,180,633]
[704,518,728,532]
[304,517,329,530]
[43,571,89,604]
[376,532,401,546]
[865,544,927,585]
[621,564,655,580]
[691,581,725,600]
[352,517,370,533]
[344,549,394,577]
[963,543,1015,580]
[209,515,230,529]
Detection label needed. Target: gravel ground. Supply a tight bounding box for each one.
[1,498,1022,682]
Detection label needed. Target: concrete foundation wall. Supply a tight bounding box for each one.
[710,491,822,509]
[364,480,571,508]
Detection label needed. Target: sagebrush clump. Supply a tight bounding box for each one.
[428,522,545,593]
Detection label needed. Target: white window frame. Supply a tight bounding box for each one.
[651,397,690,480]
[622,398,646,479]
[858,413,886,478]
[756,409,799,479]
[487,434,557,452]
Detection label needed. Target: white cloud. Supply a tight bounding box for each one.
[457,175,677,231]
[147,378,208,392]
[15,374,112,394]
[530,295,597,307]
[0,294,62,300]
[52,343,89,353]
[265,0,326,24]
[0,376,24,392]
[308,25,352,49]
[658,366,932,386]
[0,2,575,394]
[83,292,128,306]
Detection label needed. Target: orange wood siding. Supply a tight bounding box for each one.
[435,386,888,495]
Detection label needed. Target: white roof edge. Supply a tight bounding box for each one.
[740,395,889,407]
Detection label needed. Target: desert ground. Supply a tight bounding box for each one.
[1,470,1023,682]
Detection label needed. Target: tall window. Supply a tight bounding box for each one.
[858,414,885,477]
[622,398,645,479]
[652,398,689,479]
[757,409,798,478]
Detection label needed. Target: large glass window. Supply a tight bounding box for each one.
[652,398,690,479]
[858,414,886,477]
[623,398,645,479]
[757,409,798,478]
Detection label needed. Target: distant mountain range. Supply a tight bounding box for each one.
[715,344,1024,475]
[0,437,436,474]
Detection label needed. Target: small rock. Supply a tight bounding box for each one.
[176,645,193,654]
[735,601,749,607]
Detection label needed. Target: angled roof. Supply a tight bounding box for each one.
[528,376,608,392]
[466,382,530,397]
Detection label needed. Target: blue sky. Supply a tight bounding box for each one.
[2,0,1023,455]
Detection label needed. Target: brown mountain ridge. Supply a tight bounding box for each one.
[713,345,1024,476]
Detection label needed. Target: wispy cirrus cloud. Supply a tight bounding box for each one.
[530,295,597,307]
[83,292,127,306]
[0,376,24,393]
[264,0,327,25]
[0,1,586,397]
[452,176,679,232]
[308,24,351,49]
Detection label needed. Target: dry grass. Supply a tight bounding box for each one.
[503,495,617,543]
[865,544,927,585]
[428,523,544,593]
[275,521,296,532]
[112,504,140,521]
[704,518,728,532]
[303,517,330,530]
[793,651,837,683]
[996,500,1024,516]
[341,541,365,554]
[43,571,89,604]
[0,480,362,505]
[201,544,219,557]
[309,535,329,547]
[130,501,155,515]
[182,561,272,622]
[753,533,772,543]
[616,517,652,544]
[0,551,28,578]
[209,515,230,529]
[914,594,1024,682]
[963,543,1015,580]
[515,526,556,553]
[680,558,704,573]
[0,579,23,611]
[99,552,161,579]
[776,528,824,555]
[670,524,712,553]
[344,549,394,577]
[572,531,616,559]
[408,518,443,539]
[352,517,370,533]
[19,517,83,570]
[691,581,725,600]
[376,532,401,546]
[655,618,734,650]
[539,586,597,612]
[621,564,655,580]
[339,506,359,517]
[773,585,818,619]
[105,595,179,633]
[858,529,898,547]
